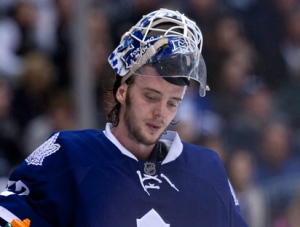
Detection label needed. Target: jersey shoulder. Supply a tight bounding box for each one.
[181,142,221,164]
[20,129,114,175]
[179,142,228,187]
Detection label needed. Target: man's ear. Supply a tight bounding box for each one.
[116,83,128,104]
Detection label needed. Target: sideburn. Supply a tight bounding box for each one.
[124,75,136,107]
[125,84,132,107]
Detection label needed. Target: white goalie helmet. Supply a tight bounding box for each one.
[108,8,208,97]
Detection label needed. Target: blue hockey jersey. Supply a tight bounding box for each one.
[0,123,248,226]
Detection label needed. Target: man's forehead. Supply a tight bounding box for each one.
[134,75,186,99]
[134,73,164,87]
[136,64,191,87]
[136,65,160,76]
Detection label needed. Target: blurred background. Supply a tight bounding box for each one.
[0,0,300,226]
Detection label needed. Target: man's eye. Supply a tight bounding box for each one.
[145,95,158,101]
[168,101,179,108]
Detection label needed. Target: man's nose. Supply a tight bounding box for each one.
[153,101,167,118]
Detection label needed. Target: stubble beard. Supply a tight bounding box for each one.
[124,91,163,146]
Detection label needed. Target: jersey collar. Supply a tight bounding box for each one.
[104,123,183,164]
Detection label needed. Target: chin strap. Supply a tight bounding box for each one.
[148,141,168,162]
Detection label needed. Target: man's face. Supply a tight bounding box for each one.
[121,67,186,146]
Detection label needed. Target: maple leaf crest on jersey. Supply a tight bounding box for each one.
[25,133,61,166]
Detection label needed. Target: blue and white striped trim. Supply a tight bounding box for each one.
[228,180,239,206]
[0,206,20,223]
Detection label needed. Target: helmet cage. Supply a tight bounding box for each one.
[108,8,208,96]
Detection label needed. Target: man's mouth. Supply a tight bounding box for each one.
[146,123,162,132]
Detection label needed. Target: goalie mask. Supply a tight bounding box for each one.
[108,8,208,97]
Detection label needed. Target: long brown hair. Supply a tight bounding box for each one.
[105,74,136,126]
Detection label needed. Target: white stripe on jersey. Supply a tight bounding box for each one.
[0,206,20,223]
